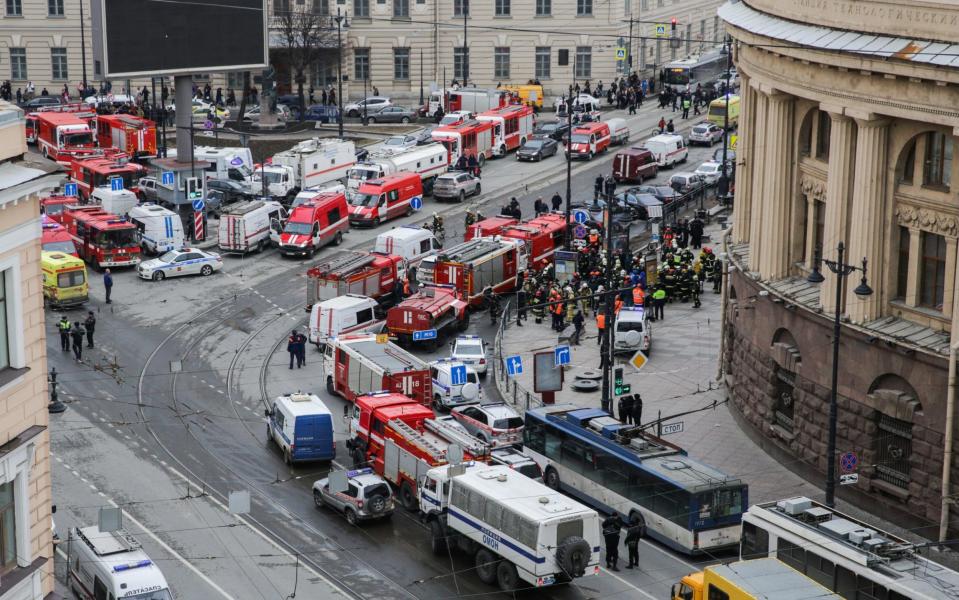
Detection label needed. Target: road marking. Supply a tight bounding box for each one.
[599,567,658,600]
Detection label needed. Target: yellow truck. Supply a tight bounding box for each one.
[41,251,88,308]
[672,558,843,600]
[707,94,740,129]
[502,84,544,109]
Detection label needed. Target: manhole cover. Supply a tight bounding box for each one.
[571,379,600,392]
[575,370,603,381]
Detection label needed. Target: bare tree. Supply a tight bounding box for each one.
[273,6,336,120]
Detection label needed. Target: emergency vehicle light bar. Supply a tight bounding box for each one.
[113,559,153,572]
[346,467,374,478]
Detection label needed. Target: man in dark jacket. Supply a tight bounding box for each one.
[287,330,298,369]
[103,269,113,303]
[602,514,622,571]
[84,311,96,348]
[572,310,585,345]
[70,321,86,361]
[689,216,705,249]
[624,520,644,568]
[296,331,308,368]
[551,192,563,212]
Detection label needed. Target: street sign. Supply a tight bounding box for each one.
[410,196,423,211]
[839,451,858,473]
[230,156,244,166]
[573,210,589,224]
[412,329,437,341]
[573,225,587,238]
[204,119,214,130]
[161,171,175,186]
[109,176,124,191]
[629,349,649,372]
[840,473,859,485]
[654,23,668,37]
[661,421,684,436]
[615,47,627,61]
[554,345,571,367]
[505,355,523,377]
[450,364,467,386]
[64,182,78,197]
[192,198,205,212]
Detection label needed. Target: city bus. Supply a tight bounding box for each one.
[740,497,959,599]
[661,50,727,92]
[522,404,747,555]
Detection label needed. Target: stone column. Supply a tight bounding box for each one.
[846,117,890,323]
[944,236,958,320]
[732,73,753,244]
[804,194,817,268]
[757,90,794,280]
[747,87,769,269]
[906,227,921,307]
[820,111,856,313]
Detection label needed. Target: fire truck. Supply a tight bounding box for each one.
[498,214,568,269]
[345,392,490,510]
[464,215,517,241]
[322,334,433,405]
[61,206,141,269]
[95,114,158,158]
[418,238,527,306]
[386,284,469,348]
[40,194,77,223]
[476,105,535,157]
[41,219,78,256]
[427,88,509,115]
[70,153,146,200]
[305,250,403,311]
[431,120,495,166]
[35,112,96,164]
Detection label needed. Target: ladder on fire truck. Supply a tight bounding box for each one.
[314,251,376,277]
[425,418,491,458]
[388,419,446,462]
[439,239,504,264]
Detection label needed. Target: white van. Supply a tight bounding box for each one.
[613,305,652,355]
[129,203,185,255]
[606,117,630,145]
[91,186,139,216]
[643,134,688,168]
[308,294,384,347]
[195,145,254,186]
[374,225,442,277]
[68,526,173,600]
[429,358,481,410]
[218,200,287,254]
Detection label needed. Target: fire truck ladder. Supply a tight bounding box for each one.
[388,419,446,462]
[315,252,376,277]
[440,239,502,264]
[425,418,491,458]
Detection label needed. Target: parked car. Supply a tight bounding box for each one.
[344,96,391,118]
[312,467,394,524]
[669,172,708,195]
[242,104,291,123]
[532,119,570,142]
[688,122,724,146]
[207,179,252,204]
[433,171,482,202]
[137,248,223,281]
[450,402,523,446]
[365,105,416,124]
[713,147,737,166]
[516,138,558,161]
[450,335,488,375]
[20,96,61,110]
[616,191,662,220]
[304,104,340,123]
[636,185,680,205]
[381,134,419,152]
[694,161,724,186]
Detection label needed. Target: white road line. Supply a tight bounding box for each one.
[598,567,658,600]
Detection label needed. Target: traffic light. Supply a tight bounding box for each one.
[614,367,631,395]
[671,17,677,35]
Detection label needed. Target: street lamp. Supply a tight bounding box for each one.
[334,8,348,138]
[564,85,573,250]
[718,36,732,203]
[807,241,872,507]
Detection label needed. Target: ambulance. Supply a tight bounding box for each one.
[41,251,88,308]
[218,200,286,254]
[348,172,423,227]
[68,526,172,600]
[308,294,384,347]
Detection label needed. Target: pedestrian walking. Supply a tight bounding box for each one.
[516,288,527,327]
[287,330,298,369]
[296,331,308,368]
[624,520,643,569]
[84,311,96,348]
[633,393,643,426]
[602,514,622,571]
[572,309,585,345]
[70,321,85,361]
[551,192,563,212]
[58,316,71,351]
[103,269,113,304]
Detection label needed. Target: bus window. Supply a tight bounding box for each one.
[740,521,768,559]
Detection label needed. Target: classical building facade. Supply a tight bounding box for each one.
[720,0,959,538]
[0,100,61,598]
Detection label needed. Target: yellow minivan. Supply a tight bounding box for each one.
[707,94,740,129]
[502,84,544,109]
[41,251,88,308]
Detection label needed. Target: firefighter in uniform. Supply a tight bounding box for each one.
[532,287,546,323]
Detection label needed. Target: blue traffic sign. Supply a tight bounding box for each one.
[109,177,124,192]
[192,199,205,212]
[410,196,423,211]
[161,171,175,186]
[63,182,78,197]
[574,225,587,239]
[204,120,215,130]
[450,364,468,386]
[554,345,571,367]
[230,157,244,166]
[573,210,589,224]
[839,452,858,473]
[505,355,523,377]
[412,329,437,341]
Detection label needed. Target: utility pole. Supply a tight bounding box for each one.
[79,0,88,95]
[463,0,469,87]
[600,179,617,414]
[718,35,732,202]
[564,86,573,249]
[627,19,634,77]
[334,9,347,138]
[419,49,424,107]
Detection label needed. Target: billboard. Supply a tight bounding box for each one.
[92,0,268,78]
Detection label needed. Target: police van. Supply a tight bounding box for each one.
[128,204,185,255]
[613,306,652,355]
[265,392,336,464]
[68,526,172,600]
[429,358,481,410]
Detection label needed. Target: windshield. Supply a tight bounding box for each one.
[364,483,390,498]
[254,171,285,185]
[517,462,542,480]
[95,229,137,248]
[43,241,77,254]
[570,133,591,144]
[43,203,66,215]
[158,251,178,262]
[709,105,727,117]
[440,115,463,125]
[466,372,478,384]
[536,123,557,133]
[455,344,483,356]
[349,193,380,208]
[93,172,137,189]
[125,590,173,600]
[284,222,312,235]
[493,417,524,430]
[384,138,407,147]
[664,67,690,85]
[697,487,745,521]
[349,168,378,182]
[699,165,719,173]
[523,141,544,149]
[438,139,458,154]
[63,132,93,146]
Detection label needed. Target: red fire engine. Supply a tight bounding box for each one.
[306,250,403,311]
[61,206,141,269]
[70,153,146,200]
[41,219,78,256]
[40,194,78,223]
[95,114,158,158]
[386,284,469,348]
[476,104,535,157]
[35,112,96,164]
[430,119,495,166]
[498,213,568,269]
[322,334,433,405]
[345,392,490,509]
[419,238,528,306]
[464,215,517,241]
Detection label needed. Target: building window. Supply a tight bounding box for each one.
[494,0,509,15]
[354,48,370,81]
[815,111,831,160]
[898,139,916,185]
[922,132,952,188]
[773,368,795,433]
[0,271,7,371]
[5,0,20,16]
[641,0,647,8]
[51,48,68,81]
[494,47,510,79]
[353,0,369,17]
[454,0,469,16]
[919,231,946,310]
[274,0,289,15]
[0,481,14,571]
[685,23,691,53]
[48,0,63,16]
[575,47,591,78]
[9,48,25,81]
[393,0,409,17]
[454,47,469,81]
[875,413,912,489]
[535,0,550,15]
[314,0,329,15]
[393,48,410,80]
[896,227,910,300]
[576,0,591,16]
[535,47,550,79]
[812,199,824,261]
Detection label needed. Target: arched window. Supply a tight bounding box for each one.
[867,375,921,491]
[770,329,801,433]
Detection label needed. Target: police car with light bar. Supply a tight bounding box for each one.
[68,525,172,600]
[450,335,488,376]
[313,467,394,524]
[137,247,222,281]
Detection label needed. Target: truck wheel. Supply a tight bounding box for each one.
[430,520,448,555]
[313,490,324,508]
[499,145,506,156]
[555,536,591,579]
[478,154,486,167]
[433,394,444,412]
[457,313,470,331]
[544,467,561,491]
[496,561,519,592]
[333,231,343,246]
[400,481,417,511]
[458,190,465,203]
[475,549,499,585]
[326,376,335,395]
[474,183,481,196]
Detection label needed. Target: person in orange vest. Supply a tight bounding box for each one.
[403,277,411,297]
[632,284,645,307]
[596,312,606,346]
[614,296,624,315]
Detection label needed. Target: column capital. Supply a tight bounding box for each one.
[766,89,793,105]
[819,103,847,118]
[853,116,890,130]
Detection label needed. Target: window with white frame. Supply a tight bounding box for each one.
[48,0,63,16]
[494,48,510,79]
[393,0,409,17]
[314,0,329,15]
[494,0,509,16]
[0,481,15,572]
[9,48,26,81]
[393,48,410,80]
[535,47,550,79]
[353,0,370,17]
[354,48,370,81]
[576,0,591,15]
[454,47,469,80]
[535,0,549,15]
[575,47,591,78]
[0,271,7,371]
[51,48,68,81]
[5,0,21,16]
[454,0,469,16]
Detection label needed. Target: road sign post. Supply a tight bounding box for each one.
[64,182,78,197]
[629,349,648,372]
[410,196,423,211]
[450,364,467,386]
[194,210,204,242]
[554,345,571,367]
[573,210,589,225]
[505,355,523,377]
[412,329,437,342]
[661,421,684,435]
[109,176,124,192]
[161,171,175,186]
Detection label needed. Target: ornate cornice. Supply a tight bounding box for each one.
[895,204,959,237]
[800,176,827,203]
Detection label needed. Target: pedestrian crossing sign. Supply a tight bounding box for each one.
[615,47,627,61]
[629,349,648,372]
[654,24,668,37]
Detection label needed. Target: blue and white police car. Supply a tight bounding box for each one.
[137,248,223,281]
[449,335,488,376]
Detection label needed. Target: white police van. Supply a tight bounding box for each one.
[68,526,172,600]
[429,358,481,410]
[266,392,336,464]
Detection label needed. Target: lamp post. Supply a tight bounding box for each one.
[718,36,732,203]
[463,1,469,87]
[806,241,873,507]
[79,0,88,95]
[599,177,618,414]
[334,8,347,138]
[564,85,573,250]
